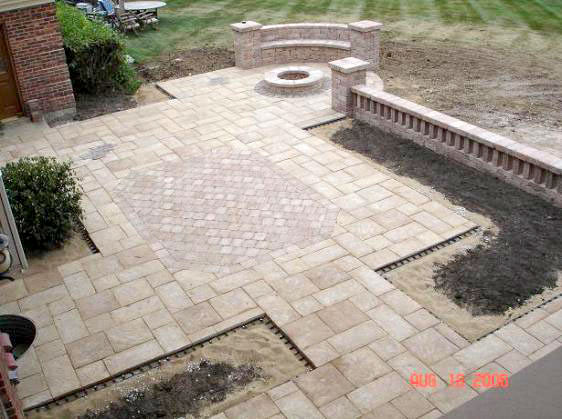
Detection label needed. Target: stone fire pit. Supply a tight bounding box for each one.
[264,66,324,94]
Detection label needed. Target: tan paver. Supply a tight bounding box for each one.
[295,364,354,407]
[428,385,478,413]
[269,274,319,302]
[153,323,190,352]
[328,321,386,354]
[224,393,279,419]
[36,340,66,364]
[3,63,559,414]
[42,355,81,398]
[319,396,361,419]
[209,288,257,319]
[303,341,339,367]
[284,314,334,349]
[368,305,417,341]
[76,290,119,320]
[493,323,543,355]
[348,371,411,413]
[388,352,446,396]
[104,340,164,375]
[67,333,114,368]
[392,390,435,419]
[155,281,193,312]
[113,278,154,306]
[363,403,406,418]
[54,309,89,344]
[76,361,110,386]
[317,300,368,333]
[111,295,164,324]
[403,328,459,365]
[173,302,222,335]
[453,335,512,370]
[256,294,300,326]
[333,347,391,386]
[106,318,153,352]
[275,389,324,419]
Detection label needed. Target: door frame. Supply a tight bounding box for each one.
[0,24,23,119]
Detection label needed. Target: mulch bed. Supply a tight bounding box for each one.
[78,360,262,419]
[49,48,234,126]
[330,120,562,315]
[137,47,234,82]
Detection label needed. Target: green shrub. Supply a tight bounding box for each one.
[56,1,140,94]
[2,157,83,252]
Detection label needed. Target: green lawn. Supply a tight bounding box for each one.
[125,0,562,63]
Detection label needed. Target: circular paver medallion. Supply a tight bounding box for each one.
[113,150,338,275]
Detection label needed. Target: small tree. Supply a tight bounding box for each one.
[2,157,83,252]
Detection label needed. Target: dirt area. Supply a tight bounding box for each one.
[48,48,234,127]
[78,361,261,419]
[4,230,93,295]
[137,47,234,83]
[378,38,562,158]
[386,232,561,341]
[27,321,308,419]
[312,120,562,319]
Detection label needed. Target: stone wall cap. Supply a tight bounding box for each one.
[348,20,383,32]
[351,85,562,174]
[329,57,370,73]
[261,22,348,31]
[231,21,262,32]
[262,39,351,50]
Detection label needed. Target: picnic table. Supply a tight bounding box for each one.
[123,1,166,16]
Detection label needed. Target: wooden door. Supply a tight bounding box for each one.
[0,27,22,119]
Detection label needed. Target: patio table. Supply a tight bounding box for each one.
[123,1,167,15]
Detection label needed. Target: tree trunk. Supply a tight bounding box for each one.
[118,0,125,16]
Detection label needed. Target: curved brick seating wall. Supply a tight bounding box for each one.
[231,20,382,69]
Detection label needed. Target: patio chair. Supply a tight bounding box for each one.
[98,0,140,33]
[135,10,159,29]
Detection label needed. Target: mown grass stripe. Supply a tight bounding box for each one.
[124,0,562,63]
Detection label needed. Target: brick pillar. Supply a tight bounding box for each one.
[349,20,383,69]
[230,21,263,69]
[329,57,370,116]
[0,334,24,419]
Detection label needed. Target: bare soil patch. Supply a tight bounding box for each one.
[378,38,562,158]
[79,360,261,419]
[6,230,93,295]
[27,321,307,419]
[385,232,561,341]
[312,120,562,316]
[137,47,234,83]
[49,48,233,126]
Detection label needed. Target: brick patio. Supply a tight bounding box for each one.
[0,63,560,417]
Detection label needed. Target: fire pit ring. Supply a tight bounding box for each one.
[264,66,324,94]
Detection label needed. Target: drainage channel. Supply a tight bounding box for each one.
[375,226,480,275]
[77,221,100,255]
[27,315,314,413]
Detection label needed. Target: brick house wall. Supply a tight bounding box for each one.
[0,0,76,119]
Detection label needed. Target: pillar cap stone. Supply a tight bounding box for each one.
[348,20,383,32]
[329,57,371,74]
[230,21,262,32]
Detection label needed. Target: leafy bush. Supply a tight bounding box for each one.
[56,1,140,94]
[2,157,83,251]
